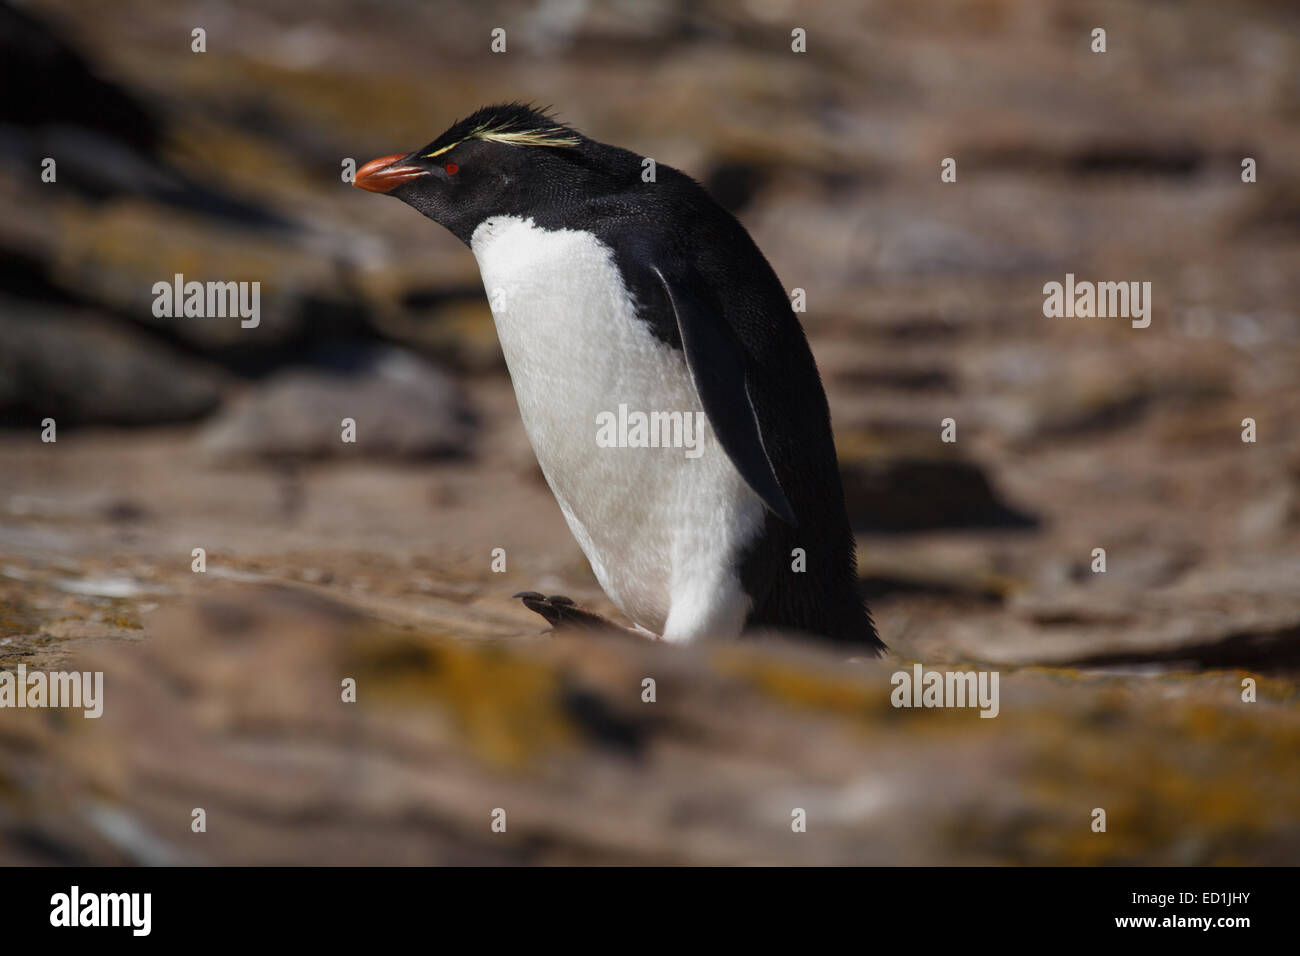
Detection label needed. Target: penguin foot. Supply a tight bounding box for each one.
[512,591,640,637]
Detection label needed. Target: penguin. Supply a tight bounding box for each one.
[355,104,882,653]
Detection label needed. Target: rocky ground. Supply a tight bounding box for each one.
[1,0,1298,864]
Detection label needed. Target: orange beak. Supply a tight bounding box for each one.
[353,153,430,193]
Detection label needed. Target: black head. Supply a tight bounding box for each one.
[354,104,623,244]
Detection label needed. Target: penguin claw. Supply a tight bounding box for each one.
[513,591,626,635]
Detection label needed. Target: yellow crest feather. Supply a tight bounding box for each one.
[423,116,579,158]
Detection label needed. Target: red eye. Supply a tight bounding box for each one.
[445,162,459,175]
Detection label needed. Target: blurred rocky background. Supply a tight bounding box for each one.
[0,0,1298,864]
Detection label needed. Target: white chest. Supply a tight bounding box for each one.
[470,216,764,637]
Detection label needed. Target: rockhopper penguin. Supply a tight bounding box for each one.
[356,104,882,652]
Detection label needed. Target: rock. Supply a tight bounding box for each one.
[1238,486,1299,543]
[994,376,1153,443]
[841,454,1036,532]
[0,301,223,427]
[23,199,337,361]
[989,361,1231,445]
[866,213,1052,279]
[51,574,149,599]
[858,553,1014,603]
[0,585,1296,865]
[199,346,474,462]
[0,2,161,159]
[381,295,504,373]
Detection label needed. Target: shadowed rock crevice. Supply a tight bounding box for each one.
[1070,623,1300,674]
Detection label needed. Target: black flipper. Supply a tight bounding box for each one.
[651,265,796,525]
